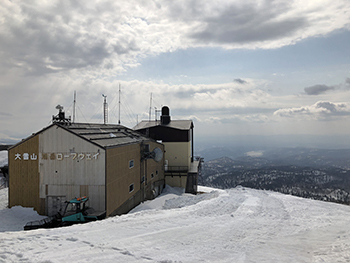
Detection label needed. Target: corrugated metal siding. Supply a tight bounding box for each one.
[106,143,141,216]
[9,135,41,213]
[39,126,105,212]
[106,141,165,216]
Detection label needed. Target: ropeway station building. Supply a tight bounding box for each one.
[8,105,201,216]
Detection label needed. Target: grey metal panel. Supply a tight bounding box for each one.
[45,185,105,212]
[93,138,139,147]
[62,123,149,148]
[88,185,105,212]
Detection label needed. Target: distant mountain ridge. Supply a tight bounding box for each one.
[199,146,350,168]
[200,147,350,204]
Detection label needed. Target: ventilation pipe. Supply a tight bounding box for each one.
[161,106,171,125]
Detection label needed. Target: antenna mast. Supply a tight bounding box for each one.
[149,93,152,121]
[155,107,161,122]
[73,91,76,123]
[102,94,108,124]
[118,83,121,125]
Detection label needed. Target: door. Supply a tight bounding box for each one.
[47,196,66,216]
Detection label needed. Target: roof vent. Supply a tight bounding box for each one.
[161,106,171,125]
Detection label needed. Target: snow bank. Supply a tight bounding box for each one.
[0,150,7,166]
[0,188,45,232]
[129,185,185,213]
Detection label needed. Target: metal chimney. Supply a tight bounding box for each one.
[161,106,171,125]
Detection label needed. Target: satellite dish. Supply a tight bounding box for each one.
[152,147,163,162]
[142,146,163,162]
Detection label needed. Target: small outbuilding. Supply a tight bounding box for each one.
[9,117,165,216]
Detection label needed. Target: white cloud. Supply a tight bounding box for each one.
[1,0,349,78]
[204,113,269,124]
[273,101,350,120]
[1,0,350,141]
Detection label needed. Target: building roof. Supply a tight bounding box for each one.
[10,123,153,150]
[63,123,151,148]
[133,120,193,131]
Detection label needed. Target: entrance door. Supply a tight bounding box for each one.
[47,196,66,216]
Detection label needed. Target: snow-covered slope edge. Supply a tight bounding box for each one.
[0,188,46,232]
[1,186,350,262]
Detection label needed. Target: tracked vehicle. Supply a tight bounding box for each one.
[24,196,106,230]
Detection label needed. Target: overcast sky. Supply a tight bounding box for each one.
[1,0,350,148]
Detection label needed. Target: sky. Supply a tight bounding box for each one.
[1,0,350,148]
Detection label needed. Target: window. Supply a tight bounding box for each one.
[129,160,134,169]
[151,173,154,179]
[141,176,145,184]
[129,183,134,193]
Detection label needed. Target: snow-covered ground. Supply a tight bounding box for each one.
[0,151,7,167]
[1,185,350,262]
[0,151,8,188]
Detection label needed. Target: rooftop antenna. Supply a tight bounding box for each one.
[155,107,161,122]
[149,93,152,121]
[52,105,71,125]
[102,94,108,124]
[118,83,121,125]
[73,91,76,123]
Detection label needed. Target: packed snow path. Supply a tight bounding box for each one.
[1,186,350,262]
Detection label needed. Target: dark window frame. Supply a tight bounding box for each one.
[129,159,134,169]
[129,183,134,193]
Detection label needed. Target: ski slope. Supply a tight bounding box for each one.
[1,186,350,262]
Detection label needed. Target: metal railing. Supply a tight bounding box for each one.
[165,166,188,173]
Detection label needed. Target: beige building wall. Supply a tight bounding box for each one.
[163,141,191,189]
[165,176,187,189]
[145,142,165,184]
[39,126,106,214]
[163,141,191,168]
[106,141,165,216]
[8,135,42,213]
[106,143,141,216]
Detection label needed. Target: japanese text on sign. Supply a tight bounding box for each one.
[41,152,100,161]
[15,152,100,161]
[14,153,38,160]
